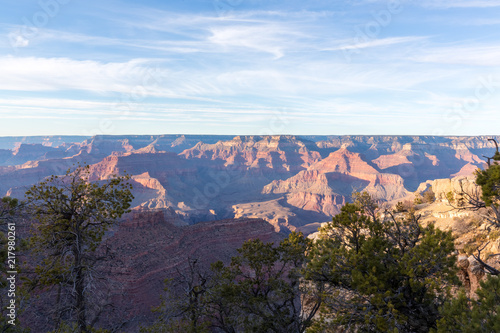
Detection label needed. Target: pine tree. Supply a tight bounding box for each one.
[25,165,133,333]
[209,232,322,333]
[435,276,500,332]
[306,193,458,332]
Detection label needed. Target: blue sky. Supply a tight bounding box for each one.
[1,0,500,136]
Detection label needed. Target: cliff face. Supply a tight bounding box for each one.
[416,176,479,202]
[0,135,496,232]
[180,135,321,173]
[99,213,283,330]
[261,148,409,222]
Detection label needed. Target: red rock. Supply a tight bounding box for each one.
[99,213,284,330]
[309,148,378,174]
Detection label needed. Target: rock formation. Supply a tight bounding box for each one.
[0,135,497,233]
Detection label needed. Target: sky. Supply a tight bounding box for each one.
[1,0,500,137]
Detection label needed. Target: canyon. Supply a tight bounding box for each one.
[1,135,496,232]
[4,134,499,331]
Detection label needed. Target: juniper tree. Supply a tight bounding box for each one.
[306,193,458,333]
[209,232,323,333]
[25,165,133,333]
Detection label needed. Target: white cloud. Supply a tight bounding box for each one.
[2,2,500,136]
[411,45,500,66]
[361,0,500,8]
[0,56,159,93]
[421,0,500,8]
[324,36,427,52]
[208,25,294,58]
[0,56,232,100]
[7,32,29,48]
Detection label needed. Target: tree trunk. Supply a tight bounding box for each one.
[76,266,88,333]
[74,239,89,333]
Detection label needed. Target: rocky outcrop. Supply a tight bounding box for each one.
[0,136,88,150]
[181,135,321,172]
[416,175,479,202]
[262,148,409,221]
[451,163,482,177]
[87,151,195,180]
[372,153,411,170]
[263,170,335,195]
[3,144,63,166]
[0,149,13,165]
[1,135,498,232]
[308,148,378,174]
[457,255,487,297]
[286,192,345,217]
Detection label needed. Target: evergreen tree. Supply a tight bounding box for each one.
[145,232,323,333]
[306,193,458,332]
[141,258,213,333]
[25,165,133,333]
[435,276,500,333]
[209,232,322,333]
[433,140,500,332]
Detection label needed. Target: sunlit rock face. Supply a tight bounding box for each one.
[0,135,496,232]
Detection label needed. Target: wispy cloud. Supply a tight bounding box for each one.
[1,1,500,136]
[323,36,427,52]
[411,44,500,66]
[0,56,158,92]
[208,25,302,59]
[421,0,500,8]
[362,0,500,8]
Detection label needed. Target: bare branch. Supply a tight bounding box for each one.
[472,242,500,276]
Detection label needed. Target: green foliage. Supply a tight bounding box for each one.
[463,242,477,256]
[209,232,321,333]
[394,200,414,213]
[146,233,322,333]
[436,143,500,331]
[307,195,458,332]
[47,321,110,333]
[494,151,500,161]
[476,164,500,207]
[435,276,500,332]
[423,188,436,203]
[489,229,500,240]
[395,201,406,212]
[25,165,133,333]
[446,191,455,203]
[140,318,210,333]
[142,259,213,333]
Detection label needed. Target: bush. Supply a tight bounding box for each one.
[395,201,406,212]
[423,188,436,203]
[489,229,500,241]
[446,191,455,203]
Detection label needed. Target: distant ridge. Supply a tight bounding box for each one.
[1,134,498,233]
